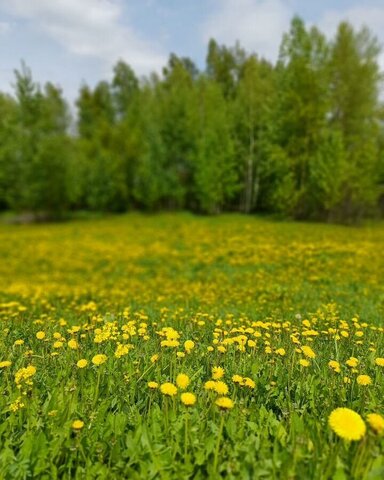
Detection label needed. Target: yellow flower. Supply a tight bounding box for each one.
[328,360,341,373]
[299,359,310,367]
[275,348,286,356]
[177,351,185,358]
[301,345,316,359]
[92,354,107,366]
[36,331,46,340]
[72,420,84,430]
[160,382,177,396]
[176,373,190,389]
[204,380,216,391]
[232,375,243,384]
[76,359,88,369]
[181,392,196,406]
[243,377,256,389]
[215,397,234,410]
[328,408,366,441]
[150,354,159,363]
[68,339,78,350]
[53,341,63,349]
[148,381,159,389]
[346,357,358,368]
[14,340,24,346]
[184,340,195,352]
[0,361,12,368]
[356,375,372,386]
[214,381,229,395]
[212,366,224,380]
[375,358,384,367]
[367,413,384,435]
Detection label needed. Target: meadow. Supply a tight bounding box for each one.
[0,213,384,479]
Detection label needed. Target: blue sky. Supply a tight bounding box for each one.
[1,0,384,102]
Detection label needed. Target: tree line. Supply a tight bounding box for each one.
[0,17,383,222]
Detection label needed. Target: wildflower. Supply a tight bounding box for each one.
[375,358,384,367]
[150,354,159,363]
[36,331,46,340]
[76,359,88,369]
[346,357,358,368]
[176,373,190,389]
[184,340,195,352]
[204,380,216,391]
[243,377,256,389]
[232,375,243,384]
[299,359,310,367]
[328,408,366,440]
[53,341,63,349]
[275,348,286,356]
[181,392,196,406]
[160,382,178,396]
[328,360,341,373]
[68,339,78,350]
[367,414,384,435]
[215,397,234,410]
[14,340,24,346]
[214,381,229,395]
[177,352,185,358]
[114,343,131,358]
[212,366,224,380]
[148,381,159,389]
[72,420,84,430]
[92,354,107,366]
[0,361,11,368]
[9,397,25,412]
[301,346,316,359]
[356,375,372,386]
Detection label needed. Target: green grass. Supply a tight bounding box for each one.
[0,214,383,479]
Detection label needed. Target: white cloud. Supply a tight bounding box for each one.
[0,0,166,74]
[202,0,293,60]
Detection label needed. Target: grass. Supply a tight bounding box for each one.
[0,213,383,479]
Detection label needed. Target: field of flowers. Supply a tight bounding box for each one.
[0,213,384,479]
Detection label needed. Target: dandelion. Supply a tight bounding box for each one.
[0,361,11,368]
[232,375,243,384]
[160,382,177,396]
[301,346,316,359]
[356,375,372,386]
[148,381,159,389]
[76,359,88,368]
[346,357,358,368]
[275,348,286,356]
[92,354,107,366]
[367,413,384,435]
[375,358,384,367]
[214,381,229,395]
[184,340,195,352]
[299,359,310,367]
[243,377,256,389]
[328,408,366,441]
[328,360,341,373]
[215,397,234,410]
[181,392,196,406]
[150,354,159,363]
[68,339,78,350]
[72,420,84,430]
[212,366,224,380]
[204,380,216,391]
[36,331,46,340]
[176,373,190,389]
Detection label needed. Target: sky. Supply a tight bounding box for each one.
[1,0,384,102]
